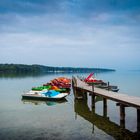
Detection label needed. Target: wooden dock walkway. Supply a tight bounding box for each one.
[73,77,140,109]
[72,76,140,138]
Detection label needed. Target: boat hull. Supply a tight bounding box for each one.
[22,93,68,101]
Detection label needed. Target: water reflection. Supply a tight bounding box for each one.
[0,72,75,78]
[74,99,137,140]
[22,98,67,106]
[0,72,45,78]
[0,71,115,78]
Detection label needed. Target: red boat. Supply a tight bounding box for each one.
[84,73,104,84]
[44,77,71,89]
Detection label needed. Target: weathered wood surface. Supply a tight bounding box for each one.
[73,77,140,110]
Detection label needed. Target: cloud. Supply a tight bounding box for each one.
[0,0,140,69]
[0,0,140,18]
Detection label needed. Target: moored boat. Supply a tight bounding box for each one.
[22,90,68,101]
[43,77,71,89]
[32,85,51,91]
[84,73,104,84]
[109,86,119,92]
[84,73,119,92]
[22,77,71,101]
[96,83,119,92]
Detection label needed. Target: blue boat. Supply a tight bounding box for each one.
[22,90,68,101]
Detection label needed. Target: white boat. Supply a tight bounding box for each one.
[25,89,48,95]
[22,90,68,101]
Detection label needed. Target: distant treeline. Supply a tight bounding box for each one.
[0,64,115,74]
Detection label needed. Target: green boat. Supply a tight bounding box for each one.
[32,85,51,91]
[32,85,67,92]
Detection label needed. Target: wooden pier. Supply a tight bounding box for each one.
[72,76,140,138]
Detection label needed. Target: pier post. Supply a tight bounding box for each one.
[91,83,94,92]
[91,94,96,108]
[83,90,87,100]
[103,98,107,117]
[72,85,77,98]
[75,89,84,100]
[91,83,95,112]
[72,77,78,99]
[120,104,125,128]
[137,109,140,139]
[107,82,110,90]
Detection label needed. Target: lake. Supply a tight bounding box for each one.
[0,70,140,140]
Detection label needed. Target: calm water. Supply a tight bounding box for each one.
[0,71,140,140]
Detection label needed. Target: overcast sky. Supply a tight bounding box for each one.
[0,0,140,70]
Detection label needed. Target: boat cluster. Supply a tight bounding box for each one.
[84,73,119,92]
[22,77,71,100]
[44,77,71,89]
